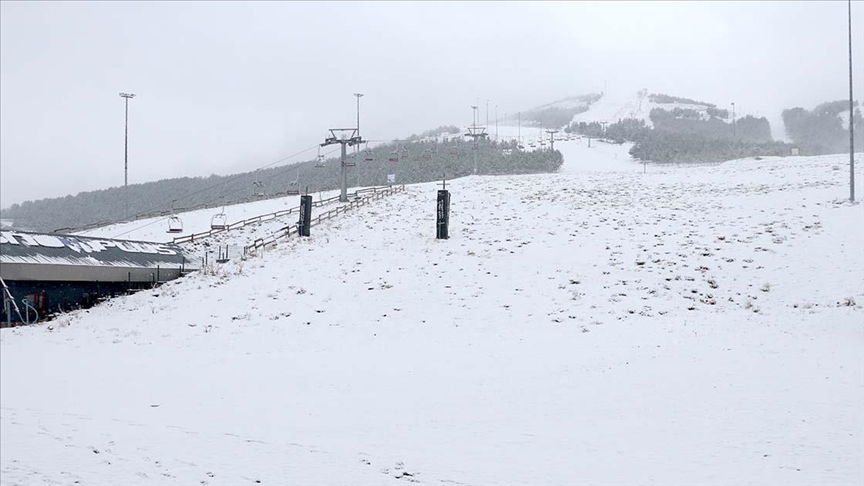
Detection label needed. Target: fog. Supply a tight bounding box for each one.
[1,1,861,207]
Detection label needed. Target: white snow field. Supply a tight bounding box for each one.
[2,140,863,485]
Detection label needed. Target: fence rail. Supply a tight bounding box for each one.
[243,185,405,257]
[171,186,395,245]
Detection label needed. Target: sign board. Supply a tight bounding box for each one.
[436,190,450,240]
[298,195,312,237]
[387,174,396,184]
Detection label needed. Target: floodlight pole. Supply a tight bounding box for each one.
[495,105,499,142]
[354,93,363,136]
[119,92,135,221]
[848,0,855,202]
[322,129,363,202]
[731,102,736,139]
[517,112,521,147]
[354,93,364,159]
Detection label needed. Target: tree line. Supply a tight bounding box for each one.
[1,137,562,232]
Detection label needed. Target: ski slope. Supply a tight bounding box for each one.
[78,188,347,244]
[568,90,718,127]
[1,141,863,485]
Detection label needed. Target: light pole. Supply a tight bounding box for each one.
[119,92,135,221]
[731,102,736,139]
[518,112,521,148]
[848,0,855,202]
[495,105,499,142]
[353,93,364,136]
[486,99,489,131]
[353,93,364,160]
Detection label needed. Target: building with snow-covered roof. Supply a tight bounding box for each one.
[1,231,197,325]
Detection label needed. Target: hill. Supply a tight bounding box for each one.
[2,139,862,484]
[0,136,562,233]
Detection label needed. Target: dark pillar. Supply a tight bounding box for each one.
[299,194,312,237]
[436,190,450,239]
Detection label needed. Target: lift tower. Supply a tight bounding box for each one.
[321,128,364,202]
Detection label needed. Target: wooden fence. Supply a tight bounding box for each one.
[243,185,405,257]
[167,186,396,245]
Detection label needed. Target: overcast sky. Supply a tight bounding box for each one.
[1,1,862,207]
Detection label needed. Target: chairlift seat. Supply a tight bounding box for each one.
[210,212,228,230]
[167,216,184,233]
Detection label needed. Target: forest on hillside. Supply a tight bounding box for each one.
[564,93,860,165]
[1,137,562,233]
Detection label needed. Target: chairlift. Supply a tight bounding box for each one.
[363,142,374,162]
[167,216,183,233]
[422,149,433,160]
[344,151,356,167]
[166,199,184,233]
[252,170,266,198]
[314,150,326,168]
[211,207,228,230]
[388,151,399,163]
[286,169,300,195]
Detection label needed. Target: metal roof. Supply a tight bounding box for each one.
[1,231,196,270]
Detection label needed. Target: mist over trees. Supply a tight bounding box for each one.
[1,137,562,232]
[782,100,862,155]
[564,92,786,164]
[512,93,603,128]
[402,125,461,142]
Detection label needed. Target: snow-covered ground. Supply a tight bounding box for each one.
[2,140,863,485]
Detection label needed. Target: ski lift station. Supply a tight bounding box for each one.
[0,231,196,326]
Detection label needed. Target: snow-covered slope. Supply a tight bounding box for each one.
[78,188,346,244]
[569,91,718,127]
[2,142,862,485]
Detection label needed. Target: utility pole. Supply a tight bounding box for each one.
[119,92,135,221]
[731,102,736,139]
[517,112,521,148]
[486,100,489,134]
[466,105,487,175]
[354,93,363,160]
[322,128,363,202]
[546,129,558,152]
[354,93,364,136]
[848,0,855,202]
[495,104,499,142]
